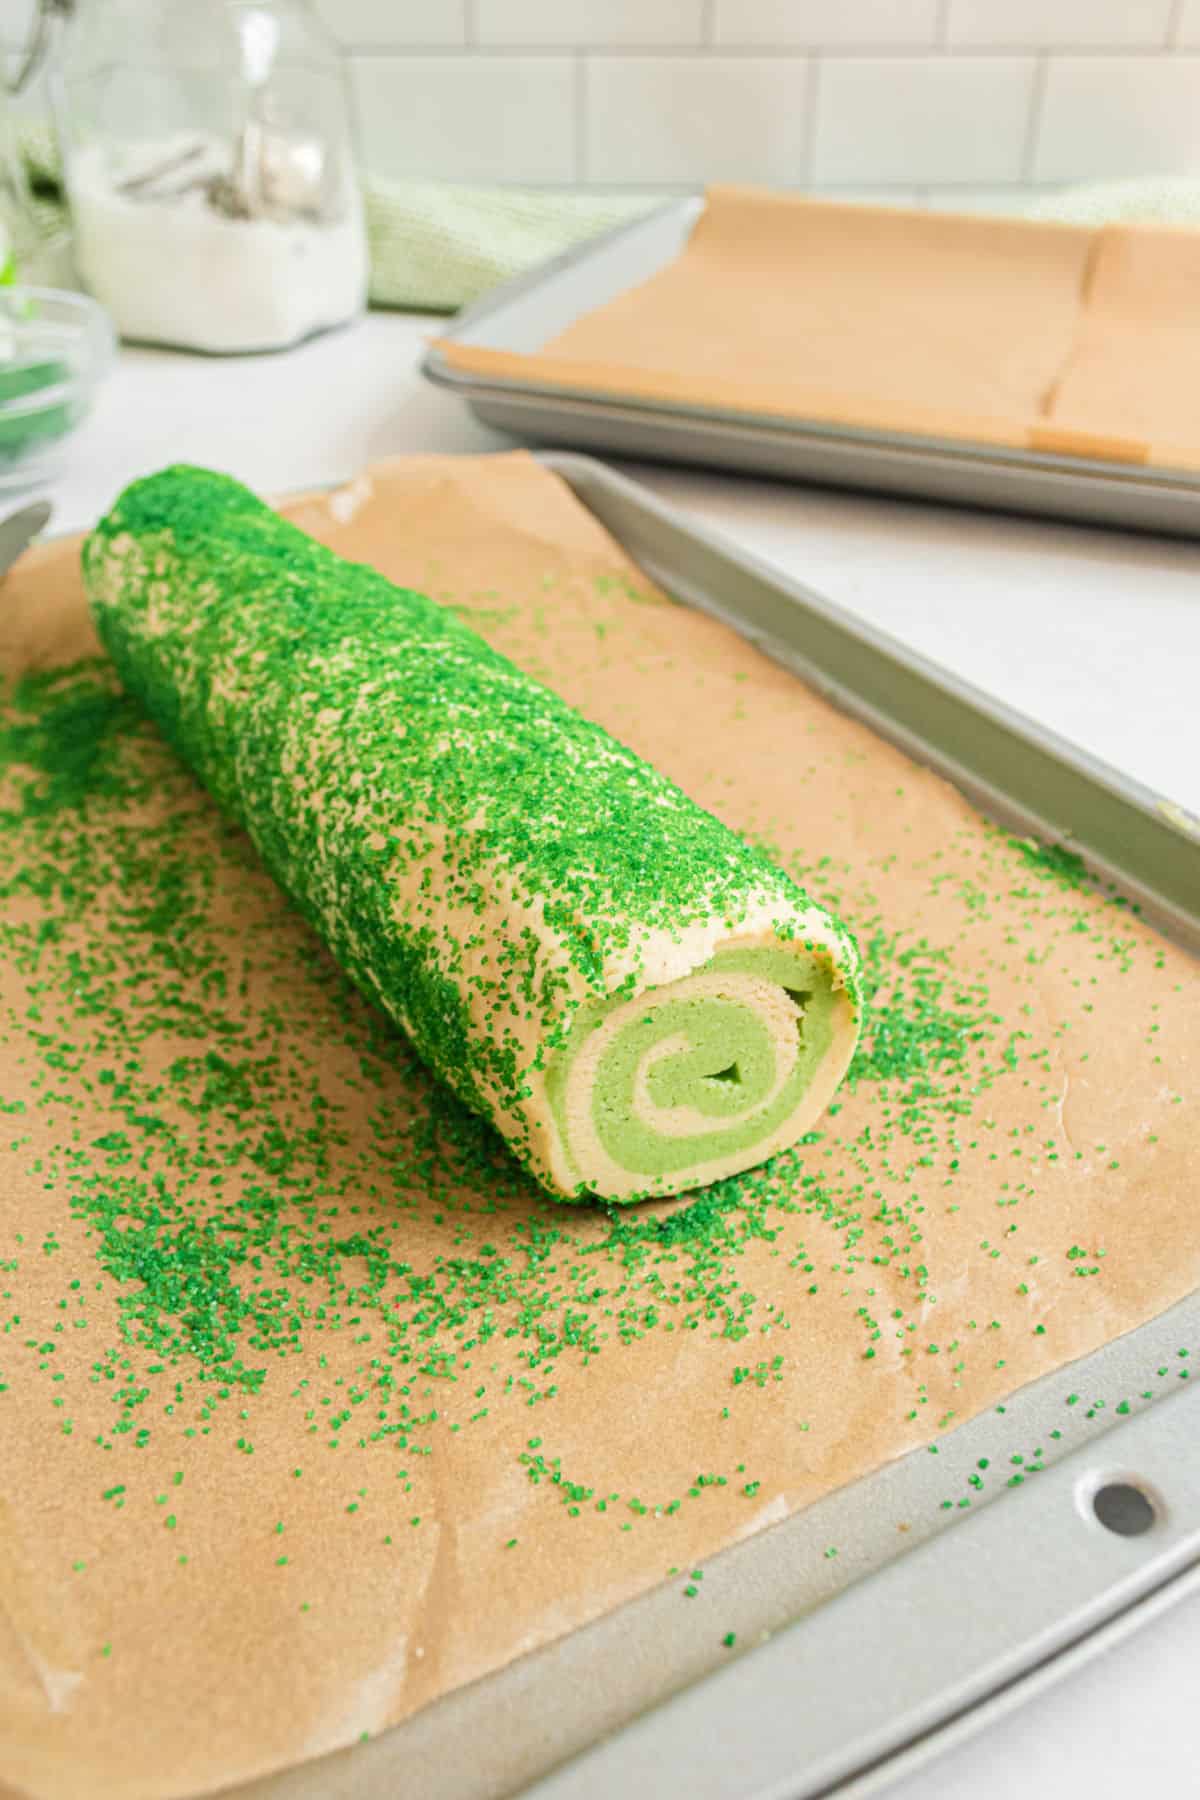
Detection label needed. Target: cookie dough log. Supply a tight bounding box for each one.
[83,467,862,1203]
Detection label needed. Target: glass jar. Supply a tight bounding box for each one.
[54,0,368,353]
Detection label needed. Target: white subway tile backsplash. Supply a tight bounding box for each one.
[313,0,466,47]
[1034,55,1200,181]
[1171,0,1200,44]
[714,0,938,47]
[582,55,810,185]
[3,0,1197,196]
[476,0,704,47]
[813,56,1036,186]
[946,0,1173,49]
[350,54,575,182]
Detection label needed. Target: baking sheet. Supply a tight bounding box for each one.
[521,1380,1200,1800]
[436,187,1200,471]
[425,194,1200,536]
[1,451,1198,1800]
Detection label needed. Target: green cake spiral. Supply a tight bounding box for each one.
[549,946,838,1184]
[82,466,862,1202]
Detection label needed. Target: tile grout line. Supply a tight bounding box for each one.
[1166,0,1187,45]
[341,43,1200,59]
[418,178,1023,196]
[701,0,716,47]
[1020,52,1049,185]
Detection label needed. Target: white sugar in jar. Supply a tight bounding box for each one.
[70,141,368,355]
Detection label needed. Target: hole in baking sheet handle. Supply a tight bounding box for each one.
[1091,1480,1159,1537]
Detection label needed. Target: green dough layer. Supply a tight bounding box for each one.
[82,466,862,1203]
[549,948,834,1180]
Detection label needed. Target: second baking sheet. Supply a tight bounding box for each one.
[437,186,1200,471]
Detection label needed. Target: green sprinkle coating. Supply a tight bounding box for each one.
[83,467,861,1202]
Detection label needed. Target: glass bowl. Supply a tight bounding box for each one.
[0,287,115,488]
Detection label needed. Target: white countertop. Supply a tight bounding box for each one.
[44,310,1200,1800]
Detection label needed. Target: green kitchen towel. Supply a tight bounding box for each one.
[364,177,659,312]
[1026,173,1200,229]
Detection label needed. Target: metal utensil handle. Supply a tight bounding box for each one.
[523,1383,1200,1800]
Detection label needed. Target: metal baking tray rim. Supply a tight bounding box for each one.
[539,451,1200,952]
[428,351,1200,496]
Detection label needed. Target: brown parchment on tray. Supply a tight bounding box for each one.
[1,451,1198,1800]
[437,184,1200,470]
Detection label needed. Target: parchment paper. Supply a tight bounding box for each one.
[1,452,1197,1800]
[437,187,1200,470]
